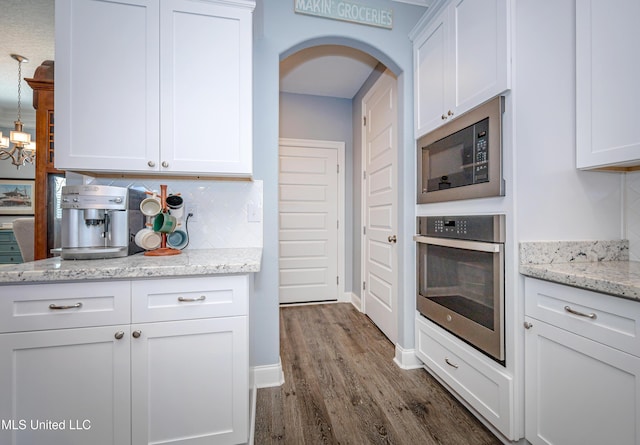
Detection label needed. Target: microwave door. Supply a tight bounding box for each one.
[423,129,474,193]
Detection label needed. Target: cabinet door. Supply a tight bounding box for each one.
[160,0,253,176]
[0,325,131,445]
[414,9,449,138]
[525,317,640,445]
[131,317,248,445]
[55,0,160,172]
[576,0,640,169]
[451,0,510,115]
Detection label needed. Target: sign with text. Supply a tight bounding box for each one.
[294,0,393,29]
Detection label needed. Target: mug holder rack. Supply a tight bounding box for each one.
[144,184,181,256]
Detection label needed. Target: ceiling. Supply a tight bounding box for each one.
[0,0,428,129]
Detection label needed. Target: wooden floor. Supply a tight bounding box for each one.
[254,303,502,444]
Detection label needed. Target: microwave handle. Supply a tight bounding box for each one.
[413,235,502,253]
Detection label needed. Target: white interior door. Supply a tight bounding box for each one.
[362,70,398,344]
[279,140,342,304]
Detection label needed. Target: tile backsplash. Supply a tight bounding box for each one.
[627,171,640,261]
[71,175,263,249]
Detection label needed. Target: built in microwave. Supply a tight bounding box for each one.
[417,96,505,204]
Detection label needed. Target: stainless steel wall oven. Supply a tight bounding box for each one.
[415,215,505,363]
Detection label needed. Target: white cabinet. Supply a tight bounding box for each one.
[415,314,515,439]
[0,325,132,445]
[412,0,510,138]
[55,0,254,177]
[524,278,640,445]
[576,0,640,170]
[0,276,250,445]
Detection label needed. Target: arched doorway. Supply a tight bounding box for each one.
[277,40,401,343]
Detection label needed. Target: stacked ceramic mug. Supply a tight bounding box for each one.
[135,191,188,251]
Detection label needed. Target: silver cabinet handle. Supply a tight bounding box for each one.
[523,321,533,329]
[49,302,82,310]
[178,296,206,302]
[564,305,597,320]
[445,358,459,369]
[147,161,155,167]
[132,330,142,339]
[447,110,454,116]
[114,331,125,340]
[161,161,169,168]
[441,114,447,120]
[388,235,397,243]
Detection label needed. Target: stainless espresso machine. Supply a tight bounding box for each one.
[61,185,145,260]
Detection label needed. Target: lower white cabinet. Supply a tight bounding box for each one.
[0,276,250,445]
[415,314,514,439]
[131,317,248,445]
[0,325,132,445]
[524,278,640,445]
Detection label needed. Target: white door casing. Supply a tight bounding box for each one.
[278,139,345,304]
[361,70,398,344]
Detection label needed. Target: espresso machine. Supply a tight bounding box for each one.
[61,185,145,260]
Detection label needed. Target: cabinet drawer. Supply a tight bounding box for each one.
[0,253,22,264]
[0,231,16,243]
[0,243,20,254]
[0,281,131,333]
[131,275,249,323]
[524,278,640,356]
[415,314,514,439]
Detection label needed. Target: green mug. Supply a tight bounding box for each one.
[153,212,177,233]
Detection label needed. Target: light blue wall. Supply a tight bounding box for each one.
[252,0,426,368]
[279,92,354,292]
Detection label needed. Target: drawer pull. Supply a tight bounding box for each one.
[49,302,83,310]
[564,305,597,320]
[178,296,206,303]
[445,358,459,369]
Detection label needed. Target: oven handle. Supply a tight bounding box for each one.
[413,235,502,253]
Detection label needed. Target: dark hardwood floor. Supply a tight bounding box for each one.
[254,303,502,444]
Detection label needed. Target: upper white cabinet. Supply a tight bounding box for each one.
[55,0,254,177]
[412,0,511,138]
[576,0,640,170]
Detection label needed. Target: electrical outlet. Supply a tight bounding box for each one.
[188,206,198,222]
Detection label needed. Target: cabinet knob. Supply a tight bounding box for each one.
[441,114,447,120]
[114,331,125,340]
[447,110,454,116]
[148,161,156,167]
[523,321,533,329]
[161,161,169,168]
[387,235,397,243]
[132,330,142,339]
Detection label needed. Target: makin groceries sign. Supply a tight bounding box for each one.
[294,0,393,29]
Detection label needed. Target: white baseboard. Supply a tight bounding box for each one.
[393,344,424,369]
[251,358,285,389]
[349,292,362,311]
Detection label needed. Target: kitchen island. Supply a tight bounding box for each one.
[0,247,261,445]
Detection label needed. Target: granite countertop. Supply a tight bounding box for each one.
[519,240,640,301]
[0,248,262,284]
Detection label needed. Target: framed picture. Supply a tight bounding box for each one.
[0,179,35,215]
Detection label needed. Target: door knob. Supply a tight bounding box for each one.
[388,235,397,243]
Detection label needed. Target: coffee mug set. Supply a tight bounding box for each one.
[136,192,188,251]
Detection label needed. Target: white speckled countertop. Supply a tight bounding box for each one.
[0,248,262,284]
[519,241,640,300]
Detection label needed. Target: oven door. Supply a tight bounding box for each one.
[415,235,505,362]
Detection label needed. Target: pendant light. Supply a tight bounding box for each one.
[0,54,36,169]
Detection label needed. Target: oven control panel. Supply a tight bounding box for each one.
[418,215,505,243]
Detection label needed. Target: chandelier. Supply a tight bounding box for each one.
[0,54,36,169]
